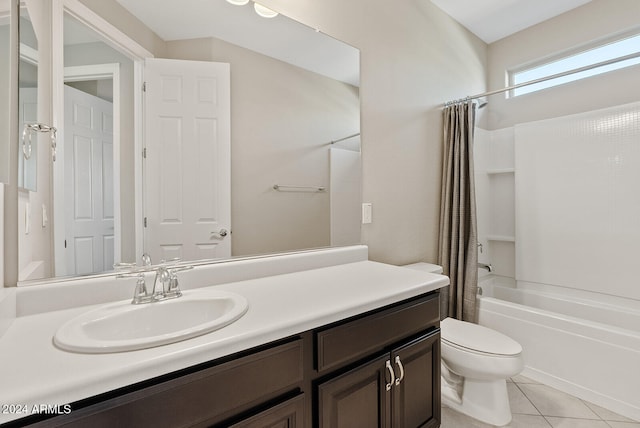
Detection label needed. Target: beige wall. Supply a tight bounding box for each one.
[254,0,487,265]
[486,0,640,130]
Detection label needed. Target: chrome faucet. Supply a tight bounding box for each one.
[117,261,193,305]
[151,266,183,300]
[478,262,493,273]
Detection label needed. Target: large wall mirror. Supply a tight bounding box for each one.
[15,0,361,284]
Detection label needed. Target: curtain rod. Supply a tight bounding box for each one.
[443,51,640,107]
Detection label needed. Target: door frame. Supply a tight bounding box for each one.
[51,0,153,275]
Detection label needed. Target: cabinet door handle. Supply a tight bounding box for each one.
[394,356,405,386]
[385,360,395,391]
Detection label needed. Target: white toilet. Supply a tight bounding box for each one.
[403,263,524,426]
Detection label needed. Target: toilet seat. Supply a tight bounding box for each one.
[441,317,522,356]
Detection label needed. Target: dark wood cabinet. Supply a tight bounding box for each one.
[229,394,305,428]
[318,354,391,428]
[10,292,440,428]
[391,333,441,428]
[24,339,304,428]
[317,331,440,428]
[315,295,439,374]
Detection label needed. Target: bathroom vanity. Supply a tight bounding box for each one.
[0,246,447,427]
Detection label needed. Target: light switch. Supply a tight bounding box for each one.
[42,204,48,228]
[362,203,372,224]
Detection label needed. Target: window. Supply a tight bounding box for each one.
[509,33,640,97]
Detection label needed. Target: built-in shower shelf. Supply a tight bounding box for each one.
[486,235,515,242]
[486,168,515,175]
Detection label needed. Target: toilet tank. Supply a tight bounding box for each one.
[402,262,443,275]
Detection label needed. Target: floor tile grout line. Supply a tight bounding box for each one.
[513,380,545,417]
[540,415,555,427]
[579,398,640,424]
[580,397,608,422]
[514,379,616,421]
[521,378,640,424]
[444,377,640,427]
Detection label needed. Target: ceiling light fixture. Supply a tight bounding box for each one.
[253,3,279,18]
[226,0,279,19]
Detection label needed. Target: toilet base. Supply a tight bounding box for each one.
[442,376,512,426]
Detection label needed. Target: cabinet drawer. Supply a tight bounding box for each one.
[31,339,303,428]
[315,294,439,373]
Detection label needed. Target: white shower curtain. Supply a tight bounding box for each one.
[438,101,479,322]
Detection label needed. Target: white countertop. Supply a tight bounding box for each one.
[0,260,448,424]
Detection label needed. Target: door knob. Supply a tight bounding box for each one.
[211,228,228,238]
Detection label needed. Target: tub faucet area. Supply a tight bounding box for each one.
[478,262,493,272]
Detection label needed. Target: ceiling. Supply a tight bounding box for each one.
[92,1,595,84]
[430,0,593,44]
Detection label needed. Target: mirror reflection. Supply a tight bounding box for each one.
[18,3,53,283]
[19,10,38,191]
[53,13,130,276]
[0,1,11,184]
[18,0,361,283]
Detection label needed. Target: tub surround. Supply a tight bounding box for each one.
[0,246,449,425]
[477,274,640,422]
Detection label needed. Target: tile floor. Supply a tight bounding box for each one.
[441,375,640,428]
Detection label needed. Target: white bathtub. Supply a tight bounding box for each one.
[476,274,640,422]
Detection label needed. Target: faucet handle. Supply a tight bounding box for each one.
[116,272,152,304]
[164,266,192,297]
[164,271,182,298]
[132,274,149,304]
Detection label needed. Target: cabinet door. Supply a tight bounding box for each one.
[391,332,441,428]
[318,354,391,428]
[229,394,304,428]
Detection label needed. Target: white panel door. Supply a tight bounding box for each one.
[144,58,231,263]
[64,85,115,275]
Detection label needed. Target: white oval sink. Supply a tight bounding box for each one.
[54,289,248,353]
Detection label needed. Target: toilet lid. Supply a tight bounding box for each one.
[441,318,522,356]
